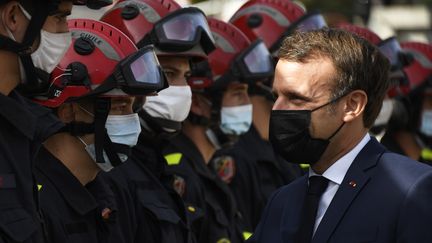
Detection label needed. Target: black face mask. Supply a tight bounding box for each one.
[269,96,345,165]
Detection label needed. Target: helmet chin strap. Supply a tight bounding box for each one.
[61,97,129,167]
[0,2,57,95]
[188,90,239,149]
[137,108,182,144]
[93,98,123,167]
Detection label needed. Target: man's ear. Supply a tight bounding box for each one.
[1,3,26,36]
[342,90,367,123]
[57,103,75,123]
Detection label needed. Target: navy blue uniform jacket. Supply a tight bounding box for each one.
[248,138,432,243]
[0,91,63,243]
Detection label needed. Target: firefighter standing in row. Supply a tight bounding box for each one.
[381,42,432,165]
[99,0,216,242]
[192,18,272,234]
[0,0,82,242]
[227,0,328,203]
[29,18,166,242]
[162,18,274,242]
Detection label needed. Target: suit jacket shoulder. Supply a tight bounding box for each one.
[249,138,432,243]
[313,138,432,243]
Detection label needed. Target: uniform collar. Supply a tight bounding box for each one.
[36,147,99,215]
[240,125,278,162]
[0,91,37,139]
[171,133,216,179]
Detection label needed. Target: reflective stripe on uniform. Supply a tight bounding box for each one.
[216,238,231,243]
[421,148,432,160]
[243,231,253,240]
[300,164,310,170]
[187,206,196,213]
[164,153,183,165]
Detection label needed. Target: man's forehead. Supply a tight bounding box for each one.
[226,82,247,91]
[275,59,335,89]
[53,1,73,14]
[158,56,190,69]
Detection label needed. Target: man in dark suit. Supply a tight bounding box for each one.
[248,28,432,243]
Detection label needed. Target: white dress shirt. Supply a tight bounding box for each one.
[309,133,371,234]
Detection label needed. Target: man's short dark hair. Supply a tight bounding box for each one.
[0,0,72,14]
[278,28,390,128]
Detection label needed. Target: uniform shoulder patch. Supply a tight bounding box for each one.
[173,175,186,197]
[164,153,183,166]
[210,155,236,184]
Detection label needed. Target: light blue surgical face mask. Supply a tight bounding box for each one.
[105,113,142,146]
[420,110,432,137]
[77,113,142,172]
[219,104,253,136]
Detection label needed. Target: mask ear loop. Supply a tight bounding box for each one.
[76,136,88,147]
[79,105,95,117]
[311,90,351,140]
[327,122,345,141]
[93,98,123,167]
[311,90,352,112]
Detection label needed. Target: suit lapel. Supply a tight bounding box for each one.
[281,175,308,242]
[312,138,386,243]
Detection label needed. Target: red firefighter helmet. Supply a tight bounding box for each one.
[230,0,326,54]
[401,42,432,93]
[337,23,408,70]
[336,22,382,45]
[101,0,214,60]
[336,23,413,97]
[230,0,304,50]
[101,0,181,45]
[188,18,273,91]
[33,18,166,108]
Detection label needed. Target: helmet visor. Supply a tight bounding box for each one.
[296,13,327,32]
[242,41,273,75]
[270,11,327,55]
[379,37,403,69]
[90,45,167,97]
[130,50,162,84]
[118,45,167,95]
[151,7,215,53]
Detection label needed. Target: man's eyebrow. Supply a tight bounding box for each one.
[162,65,186,73]
[51,10,72,17]
[283,90,313,102]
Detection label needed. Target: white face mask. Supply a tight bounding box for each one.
[420,110,432,137]
[31,30,72,74]
[374,99,394,127]
[142,85,192,122]
[220,104,253,136]
[78,113,142,172]
[5,5,71,76]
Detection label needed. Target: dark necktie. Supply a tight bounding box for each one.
[296,176,329,243]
